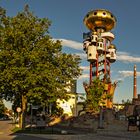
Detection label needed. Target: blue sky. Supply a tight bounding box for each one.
[1,0,140,107]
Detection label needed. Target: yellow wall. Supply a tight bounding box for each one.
[56,94,77,116]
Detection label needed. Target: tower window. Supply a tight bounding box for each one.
[92,42,96,46]
[94,12,97,15]
[89,53,92,56]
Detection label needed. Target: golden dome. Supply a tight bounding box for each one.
[108,44,116,49]
[83,9,117,31]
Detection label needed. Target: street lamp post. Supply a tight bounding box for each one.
[98,106,104,129]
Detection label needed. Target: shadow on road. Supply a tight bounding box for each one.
[9,126,60,140]
[10,133,52,140]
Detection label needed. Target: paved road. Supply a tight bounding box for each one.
[0,120,15,140]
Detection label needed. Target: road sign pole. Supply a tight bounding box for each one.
[16,107,22,128]
[30,104,33,131]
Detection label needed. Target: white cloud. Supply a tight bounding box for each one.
[54,38,83,51]
[54,38,140,63]
[117,53,140,63]
[118,71,140,77]
[80,66,89,71]
[78,74,89,79]
[117,51,130,56]
[118,71,133,77]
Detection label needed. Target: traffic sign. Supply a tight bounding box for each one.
[16,107,22,113]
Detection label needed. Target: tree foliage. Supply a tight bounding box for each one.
[122,99,132,105]
[0,99,6,116]
[83,78,105,112]
[0,5,81,108]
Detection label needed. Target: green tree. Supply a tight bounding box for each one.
[0,99,6,116]
[0,5,81,128]
[122,99,132,105]
[83,78,105,112]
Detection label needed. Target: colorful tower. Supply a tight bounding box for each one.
[83,9,117,108]
[133,65,137,99]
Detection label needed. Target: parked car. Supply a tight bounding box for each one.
[0,114,11,121]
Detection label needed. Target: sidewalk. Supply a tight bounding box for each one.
[24,131,140,140]
[23,125,140,140]
[21,120,140,140]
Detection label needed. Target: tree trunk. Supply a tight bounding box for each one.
[21,95,27,129]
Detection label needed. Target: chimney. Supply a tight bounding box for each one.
[133,65,137,99]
